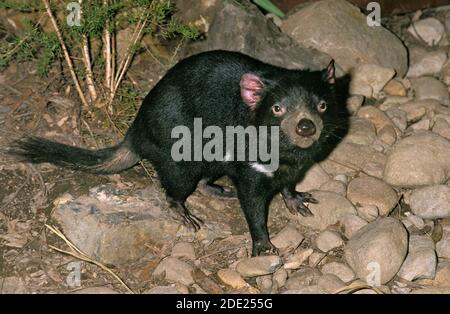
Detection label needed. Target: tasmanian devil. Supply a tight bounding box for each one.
[10,50,349,256]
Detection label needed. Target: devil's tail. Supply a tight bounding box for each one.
[9,136,140,174]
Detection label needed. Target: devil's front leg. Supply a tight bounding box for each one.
[281,186,318,217]
[235,177,279,257]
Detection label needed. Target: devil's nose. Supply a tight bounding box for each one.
[296,119,316,137]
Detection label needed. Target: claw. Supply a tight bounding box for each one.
[168,202,204,231]
[252,240,279,256]
[283,191,317,217]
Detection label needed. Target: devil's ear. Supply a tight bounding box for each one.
[323,59,336,85]
[240,73,265,110]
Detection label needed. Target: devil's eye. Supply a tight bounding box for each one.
[271,104,286,116]
[317,101,327,113]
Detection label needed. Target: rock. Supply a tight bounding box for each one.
[378,124,397,146]
[411,77,450,106]
[408,17,446,46]
[285,267,321,290]
[437,238,450,259]
[357,106,396,132]
[199,1,331,71]
[405,185,450,219]
[319,180,347,196]
[281,0,407,76]
[271,225,304,251]
[52,186,182,265]
[440,59,450,85]
[397,235,437,281]
[344,218,408,285]
[347,176,398,216]
[350,64,396,98]
[346,95,364,115]
[73,287,120,294]
[0,277,27,294]
[407,47,447,78]
[217,269,248,289]
[295,164,330,192]
[431,262,450,287]
[153,257,195,286]
[171,242,196,260]
[256,275,274,293]
[144,286,182,294]
[287,191,356,230]
[383,79,407,97]
[320,142,387,177]
[309,252,326,267]
[404,213,425,230]
[356,205,379,222]
[317,274,346,293]
[321,262,356,283]
[340,214,368,238]
[282,286,327,294]
[399,100,449,123]
[412,287,450,294]
[284,248,314,270]
[385,108,408,131]
[383,132,450,187]
[334,174,348,184]
[409,118,431,131]
[433,117,450,140]
[344,117,377,146]
[315,230,344,253]
[273,268,288,288]
[236,256,282,278]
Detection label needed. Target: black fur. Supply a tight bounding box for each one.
[10,50,349,256]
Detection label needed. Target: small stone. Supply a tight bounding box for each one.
[411,76,449,106]
[289,191,357,231]
[357,106,396,132]
[319,180,347,195]
[282,286,327,294]
[285,267,321,290]
[357,204,379,222]
[344,217,408,284]
[385,108,408,131]
[433,117,450,140]
[321,262,356,283]
[317,274,346,293]
[309,252,326,267]
[236,256,282,278]
[315,230,344,253]
[217,269,248,289]
[144,286,182,294]
[73,287,119,294]
[407,48,447,78]
[271,225,304,251]
[440,59,450,85]
[404,213,425,230]
[408,18,445,46]
[383,132,450,187]
[171,242,196,260]
[344,117,377,145]
[346,95,364,114]
[378,124,397,146]
[397,235,437,281]
[437,238,450,259]
[334,174,348,184]
[295,164,330,192]
[256,275,274,293]
[350,63,396,98]
[347,176,398,216]
[273,268,288,288]
[383,79,407,97]
[0,277,27,293]
[409,118,431,131]
[153,257,194,286]
[284,248,314,270]
[340,214,368,238]
[405,185,450,219]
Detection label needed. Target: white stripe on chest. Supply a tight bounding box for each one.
[250,163,274,177]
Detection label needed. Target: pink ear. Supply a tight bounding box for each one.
[240,73,265,110]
